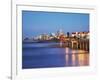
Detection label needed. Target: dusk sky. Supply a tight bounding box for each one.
[22,11,89,38]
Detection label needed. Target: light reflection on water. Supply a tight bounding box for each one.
[22,43,89,69]
[65,48,89,66]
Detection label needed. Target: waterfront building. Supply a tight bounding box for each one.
[71,31,89,39]
[71,32,76,37]
[56,29,64,39]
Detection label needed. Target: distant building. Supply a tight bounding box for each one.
[71,31,89,39]
[56,29,64,39]
[71,32,76,37]
[39,34,49,40]
[23,37,29,41]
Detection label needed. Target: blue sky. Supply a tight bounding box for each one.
[22,11,89,38]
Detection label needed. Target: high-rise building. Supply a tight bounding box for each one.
[56,29,64,39]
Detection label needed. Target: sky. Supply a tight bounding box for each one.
[22,11,89,38]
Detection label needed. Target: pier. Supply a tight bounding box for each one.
[60,37,89,51]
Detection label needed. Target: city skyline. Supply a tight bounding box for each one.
[22,11,89,38]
